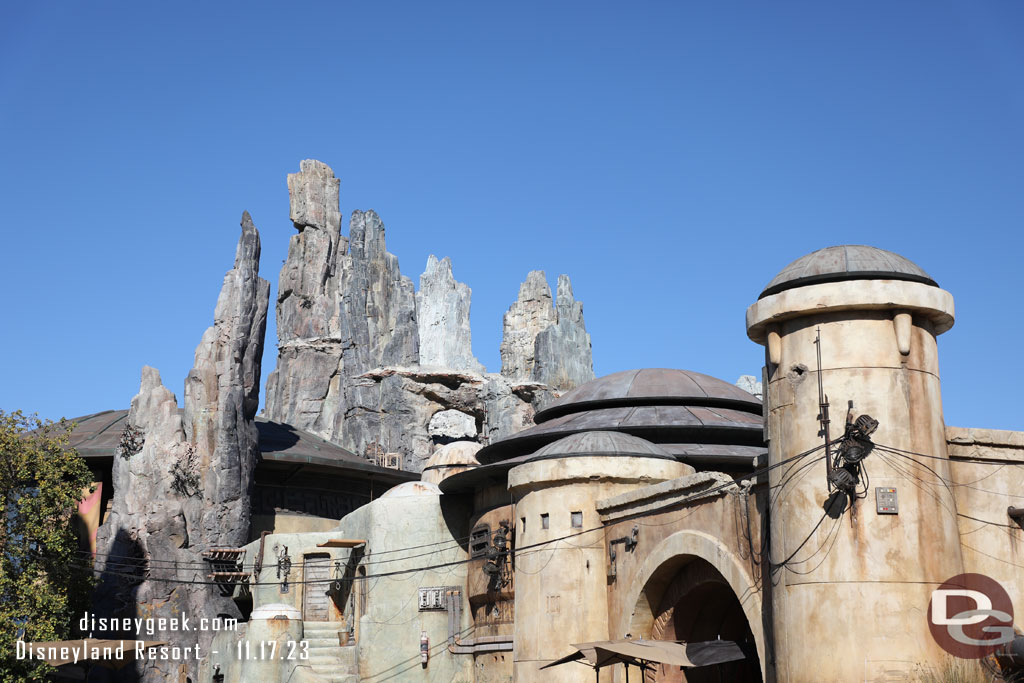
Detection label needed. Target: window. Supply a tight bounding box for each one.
[470,524,491,558]
[540,513,550,530]
[571,511,583,528]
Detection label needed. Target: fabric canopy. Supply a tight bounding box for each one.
[540,638,745,671]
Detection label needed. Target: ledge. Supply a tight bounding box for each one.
[596,471,739,523]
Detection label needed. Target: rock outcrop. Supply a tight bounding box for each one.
[501,271,594,390]
[263,161,346,437]
[533,274,594,390]
[93,214,270,682]
[416,255,484,373]
[263,160,593,471]
[500,271,555,380]
[736,374,763,401]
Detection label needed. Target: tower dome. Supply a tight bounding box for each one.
[759,245,937,299]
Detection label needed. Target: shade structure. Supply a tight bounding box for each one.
[540,638,745,671]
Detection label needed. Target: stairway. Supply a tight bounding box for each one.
[303,622,358,683]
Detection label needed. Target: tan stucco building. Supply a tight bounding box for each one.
[145,245,1024,682]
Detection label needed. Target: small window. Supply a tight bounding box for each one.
[521,517,526,534]
[470,524,491,558]
[571,511,583,528]
[541,513,550,530]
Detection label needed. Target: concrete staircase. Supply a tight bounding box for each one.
[303,622,358,683]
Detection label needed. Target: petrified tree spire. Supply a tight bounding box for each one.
[94,213,270,682]
[416,254,484,373]
[500,271,594,391]
[500,271,555,380]
[533,274,594,391]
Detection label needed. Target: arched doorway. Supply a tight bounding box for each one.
[647,558,761,683]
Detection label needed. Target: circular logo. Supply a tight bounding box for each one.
[928,573,1015,658]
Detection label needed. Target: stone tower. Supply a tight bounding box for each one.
[746,245,964,682]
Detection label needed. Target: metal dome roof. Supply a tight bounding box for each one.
[534,368,761,423]
[529,431,675,461]
[760,245,937,299]
[477,369,765,468]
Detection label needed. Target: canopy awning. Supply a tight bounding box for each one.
[540,638,745,671]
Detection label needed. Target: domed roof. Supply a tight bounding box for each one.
[476,368,765,469]
[423,441,482,469]
[528,431,674,461]
[380,480,442,498]
[760,245,937,299]
[421,441,481,485]
[534,368,761,423]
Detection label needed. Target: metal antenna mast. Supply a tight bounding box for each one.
[815,328,834,489]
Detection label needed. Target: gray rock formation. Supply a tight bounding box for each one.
[263,160,587,472]
[501,271,594,391]
[533,274,594,390]
[416,255,484,373]
[500,271,555,380]
[736,374,763,401]
[94,214,269,682]
[428,408,478,442]
[263,161,345,436]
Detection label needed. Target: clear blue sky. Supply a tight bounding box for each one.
[2,2,1023,431]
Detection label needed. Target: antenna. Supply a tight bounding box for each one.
[815,328,834,490]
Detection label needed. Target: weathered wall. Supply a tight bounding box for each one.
[947,427,1024,621]
[748,281,964,682]
[508,456,690,682]
[599,473,768,683]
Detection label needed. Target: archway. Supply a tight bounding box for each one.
[646,557,761,682]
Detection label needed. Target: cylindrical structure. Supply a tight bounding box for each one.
[507,432,692,682]
[747,246,964,682]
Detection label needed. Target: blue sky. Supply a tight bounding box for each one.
[2,2,1023,431]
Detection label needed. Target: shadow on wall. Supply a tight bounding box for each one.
[88,528,147,683]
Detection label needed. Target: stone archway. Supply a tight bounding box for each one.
[646,558,761,682]
[621,529,766,683]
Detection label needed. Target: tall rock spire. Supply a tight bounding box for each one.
[416,254,485,373]
[500,271,594,391]
[500,270,556,380]
[264,160,420,451]
[533,274,594,390]
[94,213,270,682]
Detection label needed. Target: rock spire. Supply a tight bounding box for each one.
[500,271,594,391]
[416,254,484,373]
[94,213,270,682]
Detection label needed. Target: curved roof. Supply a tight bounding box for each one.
[380,480,442,498]
[440,432,681,495]
[534,368,761,423]
[476,369,764,467]
[64,409,415,482]
[422,441,482,471]
[760,245,937,299]
[529,431,675,461]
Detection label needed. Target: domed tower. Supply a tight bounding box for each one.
[506,431,691,682]
[746,246,963,681]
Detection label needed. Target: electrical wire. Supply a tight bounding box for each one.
[74,444,827,588]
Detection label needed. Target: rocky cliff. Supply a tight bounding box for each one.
[93,214,270,682]
[263,160,595,471]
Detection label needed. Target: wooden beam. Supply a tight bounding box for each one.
[317,539,367,548]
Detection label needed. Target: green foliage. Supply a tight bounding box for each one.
[0,411,95,681]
